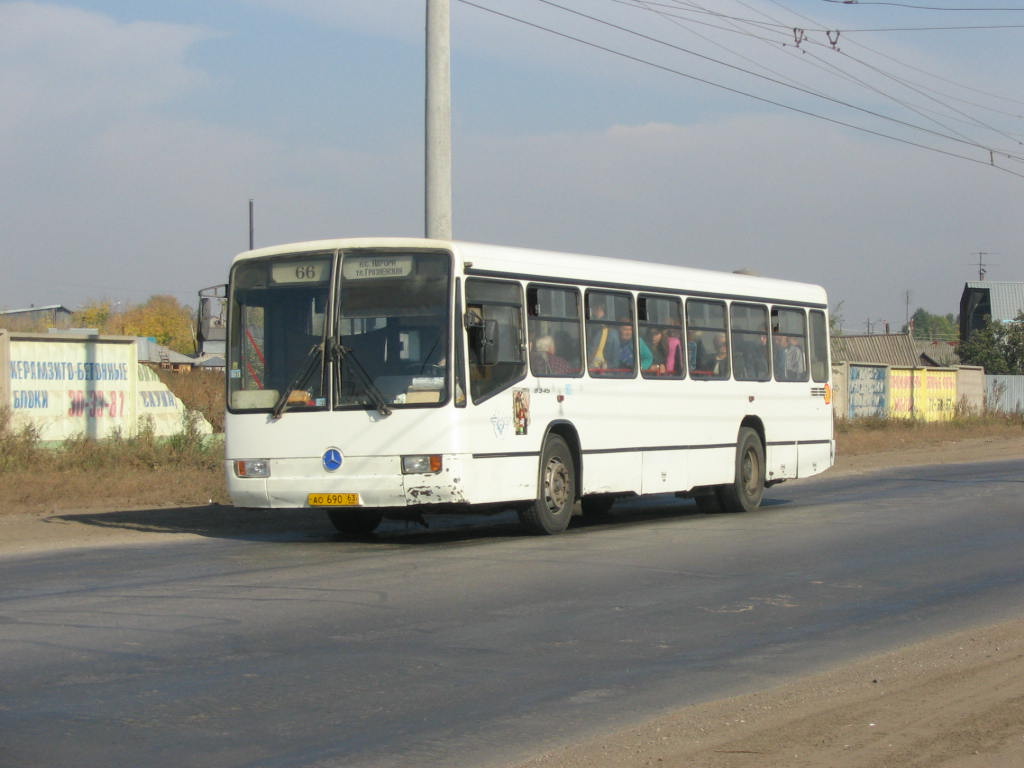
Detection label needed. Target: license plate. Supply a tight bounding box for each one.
[307,492,361,507]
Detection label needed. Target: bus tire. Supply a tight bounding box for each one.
[718,427,765,513]
[327,509,383,535]
[519,435,575,534]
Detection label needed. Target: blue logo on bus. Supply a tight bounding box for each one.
[322,448,343,471]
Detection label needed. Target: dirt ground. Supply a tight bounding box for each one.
[1,435,1023,768]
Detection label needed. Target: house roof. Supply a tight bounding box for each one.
[962,281,1024,323]
[135,338,196,366]
[0,304,73,315]
[831,333,925,367]
[914,339,959,367]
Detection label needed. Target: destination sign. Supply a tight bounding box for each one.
[341,254,414,280]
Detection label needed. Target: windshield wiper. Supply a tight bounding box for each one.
[329,338,392,417]
[271,343,323,420]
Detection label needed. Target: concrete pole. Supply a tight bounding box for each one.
[425,0,452,240]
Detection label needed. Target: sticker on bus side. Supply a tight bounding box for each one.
[513,388,530,435]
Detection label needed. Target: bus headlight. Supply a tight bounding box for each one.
[234,459,270,478]
[402,455,442,474]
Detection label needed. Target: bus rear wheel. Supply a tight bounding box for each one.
[519,435,575,535]
[327,509,383,535]
[718,427,765,513]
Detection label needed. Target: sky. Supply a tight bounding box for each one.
[2,0,1023,333]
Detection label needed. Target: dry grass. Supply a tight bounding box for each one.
[0,467,228,516]
[156,368,225,433]
[836,413,1024,456]
[0,405,226,516]
[0,369,228,517]
[1,405,1021,518]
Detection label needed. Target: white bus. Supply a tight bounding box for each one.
[225,238,833,535]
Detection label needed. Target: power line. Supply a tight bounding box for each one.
[616,0,1024,31]
[762,0,1024,111]
[456,0,1024,178]
[538,0,1024,163]
[692,0,1024,148]
[820,1,1024,9]
[623,0,1024,149]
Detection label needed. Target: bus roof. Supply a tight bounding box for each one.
[232,237,828,307]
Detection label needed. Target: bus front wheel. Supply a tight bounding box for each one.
[519,435,575,534]
[718,427,765,513]
[327,509,383,535]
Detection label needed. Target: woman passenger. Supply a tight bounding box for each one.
[645,328,667,374]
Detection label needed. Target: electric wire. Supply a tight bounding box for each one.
[530,0,1024,162]
[637,0,1017,146]
[820,1,1024,9]
[611,0,1024,31]
[724,0,1024,147]
[456,0,1024,178]
[762,0,1024,113]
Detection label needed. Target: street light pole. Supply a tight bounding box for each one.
[425,0,452,240]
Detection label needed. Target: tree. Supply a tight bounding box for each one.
[121,295,195,353]
[958,312,1024,374]
[904,307,958,341]
[73,300,114,331]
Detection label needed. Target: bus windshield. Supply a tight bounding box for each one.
[228,253,332,412]
[228,249,452,413]
[336,250,451,409]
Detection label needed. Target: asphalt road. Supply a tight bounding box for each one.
[2,459,1023,768]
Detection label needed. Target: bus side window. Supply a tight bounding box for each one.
[528,285,583,378]
[809,310,830,383]
[730,303,770,382]
[586,290,635,378]
[772,307,809,382]
[686,299,729,380]
[465,279,526,403]
[638,294,684,379]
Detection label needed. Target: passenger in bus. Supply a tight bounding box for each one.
[711,333,729,377]
[737,334,769,380]
[616,324,651,371]
[664,329,684,375]
[785,337,806,380]
[687,330,702,371]
[644,328,669,375]
[587,305,620,370]
[532,335,576,376]
[773,334,788,378]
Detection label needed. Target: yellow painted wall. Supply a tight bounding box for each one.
[889,367,956,421]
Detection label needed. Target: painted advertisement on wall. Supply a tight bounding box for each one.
[4,333,211,441]
[890,367,956,421]
[848,364,888,419]
[7,337,137,441]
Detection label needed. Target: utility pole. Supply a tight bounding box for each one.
[970,251,996,280]
[425,0,453,240]
[248,199,254,250]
